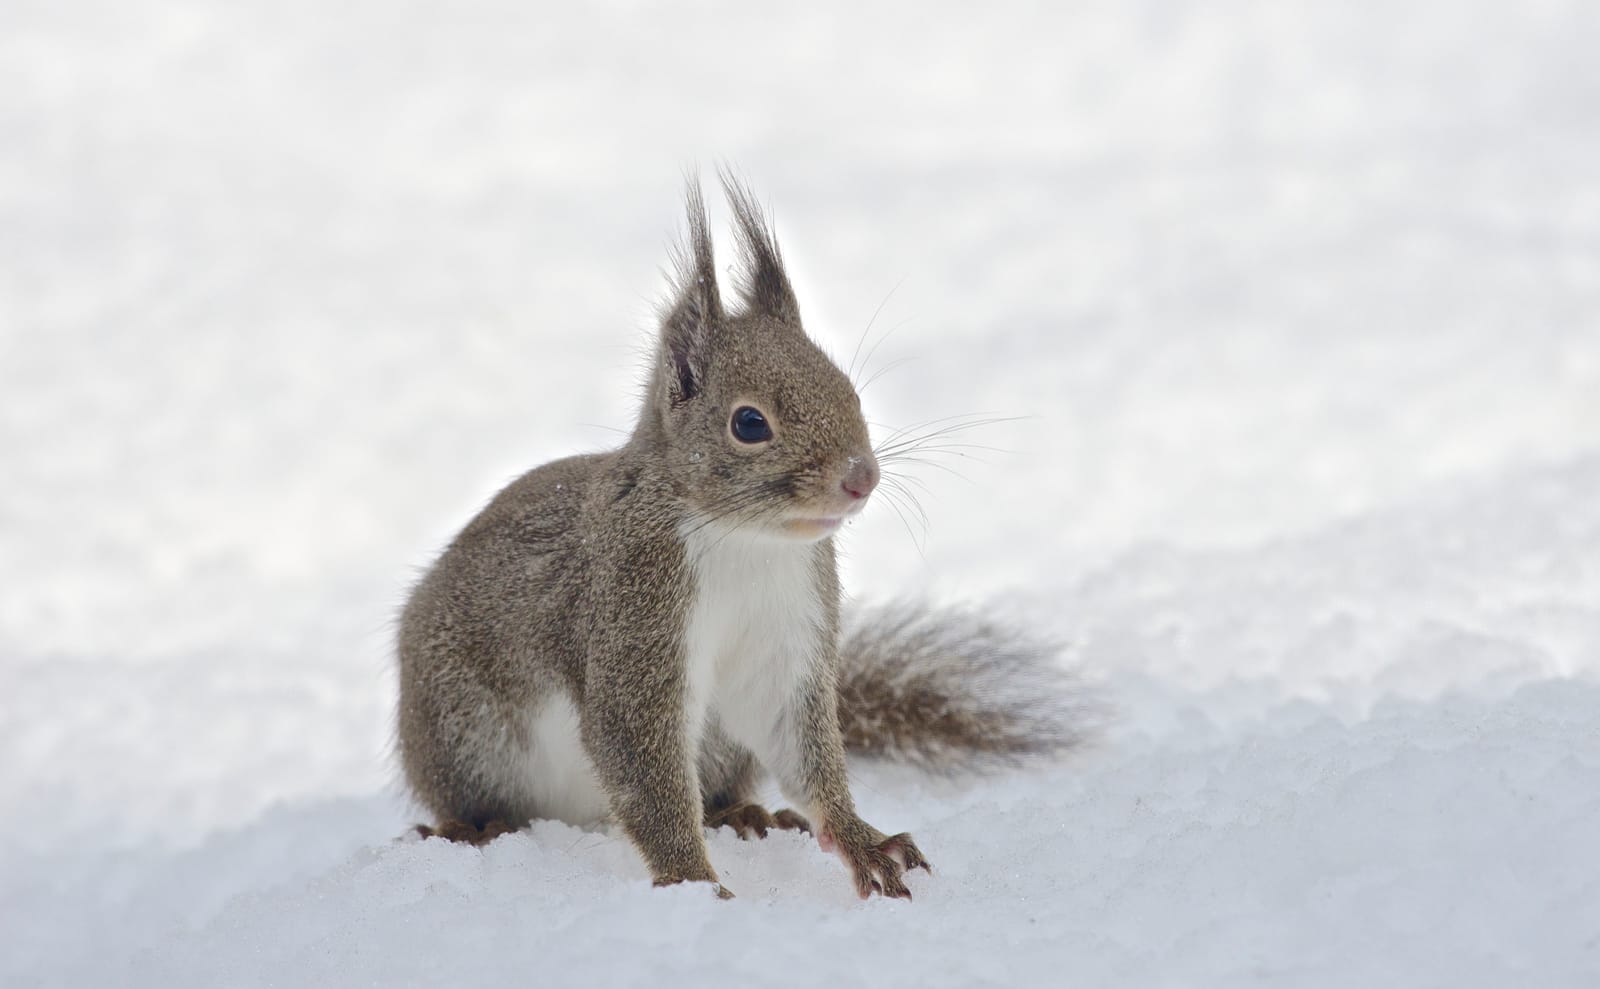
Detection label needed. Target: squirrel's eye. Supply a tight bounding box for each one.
[730,406,773,444]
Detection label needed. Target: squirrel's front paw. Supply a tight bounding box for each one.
[820,823,931,900]
[653,875,737,899]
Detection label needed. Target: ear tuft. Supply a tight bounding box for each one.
[659,178,723,404]
[719,169,800,323]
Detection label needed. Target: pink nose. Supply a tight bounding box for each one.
[841,457,879,500]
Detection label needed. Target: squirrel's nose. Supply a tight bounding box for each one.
[841,456,879,501]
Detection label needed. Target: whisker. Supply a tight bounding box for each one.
[858,354,921,395]
[847,277,907,383]
[677,472,816,548]
[885,456,974,484]
[877,469,931,521]
[874,436,1012,464]
[873,414,1025,452]
[875,485,928,556]
[876,485,919,530]
[853,314,917,389]
[679,483,785,540]
[878,450,990,471]
[873,412,1015,450]
[877,471,931,516]
[879,468,936,501]
[881,500,930,550]
[880,439,1013,457]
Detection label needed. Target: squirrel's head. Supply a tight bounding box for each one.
[644,177,878,543]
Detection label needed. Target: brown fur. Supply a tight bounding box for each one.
[837,604,1095,772]
[414,819,519,847]
[705,801,812,840]
[398,176,1078,899]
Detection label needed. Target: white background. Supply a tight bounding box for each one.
[3,1,1598,984]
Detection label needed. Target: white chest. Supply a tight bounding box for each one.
[516,525,833,826]
[679,525,829,744]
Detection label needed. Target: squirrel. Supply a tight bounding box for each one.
[396,176,1082,900]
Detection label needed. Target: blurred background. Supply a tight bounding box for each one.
[3,0,1598,850]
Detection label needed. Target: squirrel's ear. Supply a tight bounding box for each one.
[720,172,800,324]
[660,180,723,405]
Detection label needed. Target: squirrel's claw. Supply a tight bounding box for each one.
[707,802,812,840]
[652,875,736,899]
[828,825,928,900]
[414,819,519,846]
[882,832,931,874]
[772,808,813,835]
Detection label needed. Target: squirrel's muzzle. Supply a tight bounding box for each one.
[841,455,880,502]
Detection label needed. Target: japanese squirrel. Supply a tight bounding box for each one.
[396,176,1081,899]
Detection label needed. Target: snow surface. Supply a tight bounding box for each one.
[4,1,1599,985]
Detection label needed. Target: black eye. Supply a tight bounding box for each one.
[730,406,773,444]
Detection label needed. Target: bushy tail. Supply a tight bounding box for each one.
[835,602,1097,772]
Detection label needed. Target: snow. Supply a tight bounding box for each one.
[4,1,1599,985]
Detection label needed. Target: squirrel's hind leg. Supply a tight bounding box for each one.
[705,802,812,840]
[699,720,811,839]
[414,818,521,846]
[398,673,552,841]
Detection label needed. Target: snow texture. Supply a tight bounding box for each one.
[4,1,1599,985]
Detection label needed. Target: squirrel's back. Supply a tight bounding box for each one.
[396,451,613,822]
[401,452,605,671]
